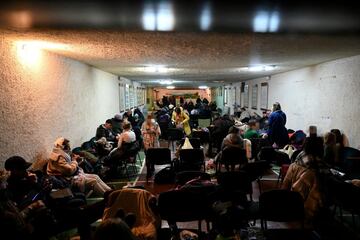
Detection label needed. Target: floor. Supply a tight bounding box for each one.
[63,139,359,240]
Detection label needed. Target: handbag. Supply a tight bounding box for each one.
[279,144,296,159]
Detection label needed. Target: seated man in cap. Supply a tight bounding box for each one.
[96,119,117,142]
[5,156,41,206]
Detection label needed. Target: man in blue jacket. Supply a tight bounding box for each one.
[266,102,289,147]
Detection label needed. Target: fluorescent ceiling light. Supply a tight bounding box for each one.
[159,80,173,85]
[246,65,276,72]
[142,3,156,31]
[157,2,175,31]
[269,12,280,32]
[198,86,208,89]
[144,65,168,73]
[200,3,212,31]
[253,10,280,33]
[166,85,175,89]
[253,11,269,33]
[143,2,174,31]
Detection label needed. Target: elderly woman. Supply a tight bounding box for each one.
[47,137,111,196]
[141,114,161,150]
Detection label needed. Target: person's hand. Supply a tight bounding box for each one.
[262,133,268,139]
[72,154,81,161]
[27,172,38,183]
[29,200,46,210]
[42,178,53,192]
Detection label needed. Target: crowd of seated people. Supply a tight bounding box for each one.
[1,99,360,240]
[154,96,217,138]
[0,106,158,239]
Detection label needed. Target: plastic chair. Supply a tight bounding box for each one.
[198,118,211,128]
[327,175,360,228]
[242,160,270,193]
[217,147,247,172]
[158,189,211,238]
[259,189,304,230]
[192,130,211,145]
[167,128,184,151]
[217,171,253,201]
[145,148,172,182]
[250,138,271,161]
[342,147,360,177]
[179,148,205,171]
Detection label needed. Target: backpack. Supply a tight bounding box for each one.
[154,167,176,184]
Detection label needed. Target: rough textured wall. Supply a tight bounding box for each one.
[225,55,360,148]
[0,36,120,166]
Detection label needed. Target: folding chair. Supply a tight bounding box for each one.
[167,128,184,151]
[145,148,172,182]
[179,148,205,171]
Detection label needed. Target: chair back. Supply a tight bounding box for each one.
[175,171,211,186]
[274,150,291,166]
[198,118,211,128]
[192,131,210,144]
[221,147,248,166]
[158,189,209,223]
[250,138,271,160]
[242,160,269,182]
[259,189,304,223]
[258,147,290,165]
[217,171,253,196]
[327,176,360,212]
[146,148,171,165]
[342,147,360,175]
[179,148,205,170]
[167,128,184,141]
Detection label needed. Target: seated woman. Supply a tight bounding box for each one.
[47,137,111,196]
[282,137,324,222]
[172,107,191,136]
[106,122,138,174]
[215,127,252,170]
[141,114,161,151]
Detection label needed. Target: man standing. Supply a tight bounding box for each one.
[265,102,289,148]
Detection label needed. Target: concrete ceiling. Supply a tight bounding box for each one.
[5,29,360,87]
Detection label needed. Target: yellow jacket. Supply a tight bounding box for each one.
[172,110,191,136]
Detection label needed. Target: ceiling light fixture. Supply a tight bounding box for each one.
[198,86,208,89]
[253,10,280,33]
[159,79,173,85]
[144,65,168,73]
[200,3,212,31]
[245,65,277,72]
[142,2,174,31]
[166,85,175,89]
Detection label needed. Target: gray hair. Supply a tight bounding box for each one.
[273,102,281,111]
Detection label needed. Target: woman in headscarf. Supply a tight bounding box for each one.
[172,107,191,136]
[47,137,111,196]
